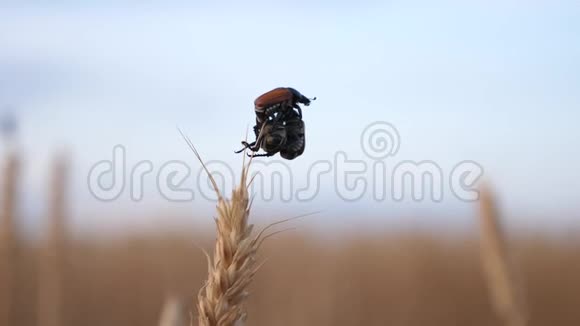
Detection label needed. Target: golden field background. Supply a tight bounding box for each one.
[2,154,580,326]
[4,233,580,326]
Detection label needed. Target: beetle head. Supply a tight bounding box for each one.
[287,87,316,106]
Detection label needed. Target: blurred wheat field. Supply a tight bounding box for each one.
[3,233,580,326]
[3,154,580,326]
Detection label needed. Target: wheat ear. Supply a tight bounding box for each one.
[180,131,261,326]
[478,186,527,326]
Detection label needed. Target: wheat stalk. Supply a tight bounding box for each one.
[159,296,187,326]
[0,153,19,326]
[180,131,264,326]
[37,154,68,326]
[478,185,527,326]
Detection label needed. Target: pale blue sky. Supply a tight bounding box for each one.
[1,1,579,234]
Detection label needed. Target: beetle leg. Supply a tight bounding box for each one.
[293,103,303,119]
[248,142,262,152]
[235,139,262,153]
[245,140,263,152]
[235,141,253,153]
[237,121,268,154]
[253,121,262,138]
[247,152,274,158]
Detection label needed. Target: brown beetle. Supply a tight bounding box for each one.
[235,87,315,159]
[254,87,315,125]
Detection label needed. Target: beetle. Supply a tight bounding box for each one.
[235,87,315,159]
[254,87,315,125]
[235,110,306,159]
